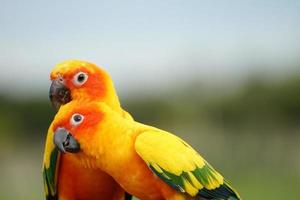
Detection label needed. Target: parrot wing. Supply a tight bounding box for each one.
[43,126,60,200]
[135,130,240,199]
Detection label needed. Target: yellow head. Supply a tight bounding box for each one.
[49,60,121,111]
[51,99,105,154]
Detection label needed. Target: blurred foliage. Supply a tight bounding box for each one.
[0,97,54,141]
[0,73,300,199]
[1,73,300,139]
[125,73,300,132]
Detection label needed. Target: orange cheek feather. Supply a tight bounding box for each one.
[72,112,103,141]
[64,70,108,101]
[53,110,103,142]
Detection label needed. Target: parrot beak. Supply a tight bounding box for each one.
[53,128,80,153]
[49,79,72,110]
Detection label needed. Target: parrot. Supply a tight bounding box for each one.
[43,60,133,200]
[51,99,241,200]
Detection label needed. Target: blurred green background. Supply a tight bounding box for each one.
[1,1,300,200]
[1,74,300,199]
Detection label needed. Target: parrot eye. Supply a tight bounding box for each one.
[73,72,88,86]
[71,114,84,126]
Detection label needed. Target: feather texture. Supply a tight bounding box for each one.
[135,131,240,199]
[43,127,59,200]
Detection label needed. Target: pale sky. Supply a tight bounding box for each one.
[1,0,300,98]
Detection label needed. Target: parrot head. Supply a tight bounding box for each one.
[49,60,120,110]
[52,100,104,153]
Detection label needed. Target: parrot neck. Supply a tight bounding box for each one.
[100,79,133,120]
[77,113,161,198]
[103,82,123,114]
[80,110,142,177]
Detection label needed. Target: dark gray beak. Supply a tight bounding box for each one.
[49,79,72,110]
[53,128,80,153]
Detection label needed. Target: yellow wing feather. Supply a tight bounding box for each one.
[43,123,60,199]
[135,131,206,174]
[135,130,224,197]
[43,124,55,168]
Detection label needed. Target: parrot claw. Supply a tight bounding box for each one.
[54,128,80,153]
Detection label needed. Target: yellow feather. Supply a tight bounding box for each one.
[205,171,223,190]
[135,131,205,176]
[43,124,54,168]
[187,171,203,189]
[43,178,49,195]
[52,60,97,76]
[151,163,164,174]
[183,179,198,196]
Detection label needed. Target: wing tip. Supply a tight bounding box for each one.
[46,194,58,200]
[198,182,241,200]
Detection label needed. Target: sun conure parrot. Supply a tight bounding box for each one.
[51,99,241,200]
[43,60,133,200]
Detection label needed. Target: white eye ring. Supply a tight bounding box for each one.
[70,113,84,126]
[73,72,88,86]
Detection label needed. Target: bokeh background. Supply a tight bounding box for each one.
[1,1,300,199]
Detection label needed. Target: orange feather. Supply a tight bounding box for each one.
[44,60,133,200]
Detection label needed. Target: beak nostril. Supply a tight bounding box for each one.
[57,74,64,82]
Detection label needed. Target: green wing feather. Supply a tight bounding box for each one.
[43,125,60,200]
[135,130,240,200]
